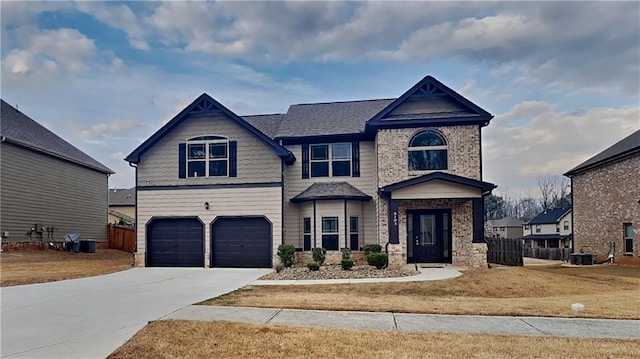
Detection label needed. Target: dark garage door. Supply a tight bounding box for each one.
[147,218,204,267]
[212,217,271,268]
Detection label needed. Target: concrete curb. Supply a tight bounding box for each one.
[164,305,640,339]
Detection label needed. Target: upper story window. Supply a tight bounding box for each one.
[535,224,541,233]
[310,143,351,177]
[187,136,228,177]
[408,130,448,171]
[563,221,570,231]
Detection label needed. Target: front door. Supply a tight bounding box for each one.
[407,210,452,263]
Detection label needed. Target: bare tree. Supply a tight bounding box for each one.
[537,175,571,210]
[537,175,558,211]
[552,176,571,209]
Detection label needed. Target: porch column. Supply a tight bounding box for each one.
[388,199,399,244]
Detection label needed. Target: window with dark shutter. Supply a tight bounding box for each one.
[182,136,230,178]
[229,141,237,177]
[302,143,310,179]
[178,143,187,178]
[351,141,360,177]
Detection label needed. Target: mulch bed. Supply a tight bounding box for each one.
[259,264,420,280]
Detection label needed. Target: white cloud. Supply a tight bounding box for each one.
[484,103,640,196]
[1,27,96,80]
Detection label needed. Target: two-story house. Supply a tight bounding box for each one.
[486,217,525,239]
[564,129,639,263]
[125,76,496,269]
[522,208,572,249]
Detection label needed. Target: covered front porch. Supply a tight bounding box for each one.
[379,172,496,268]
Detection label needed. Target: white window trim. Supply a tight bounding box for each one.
[186,137,229,178]
[310,143,352,177]
[624,223,634,253]
[322,217,339,235]
[407,131,448,172]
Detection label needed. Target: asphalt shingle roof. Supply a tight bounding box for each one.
[276,99,393,138]
[109,187,136,206]
[291,182,372,203]
[1,99,113,174]
[527,208,571,225]
[565,129,640,175]
[241,114,284,139]
[488,217,525,227]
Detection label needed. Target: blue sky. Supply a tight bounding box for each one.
[2,1,639,197]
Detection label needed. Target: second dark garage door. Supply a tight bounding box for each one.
[211,217,272,268]
[147,217,204,267]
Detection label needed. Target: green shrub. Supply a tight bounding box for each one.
[274,262,285,273]
[362,244,382,255]
[312,247,327,265]
[340,247,352,260]
[341,258,354,270]
[307,262,320,271]
[366,253,388,269]
[277,244,296,268]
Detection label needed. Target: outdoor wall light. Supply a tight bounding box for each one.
[204,202,210,210]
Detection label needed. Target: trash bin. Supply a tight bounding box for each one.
[79,240,95,253]
[64,232,80,253]
[72,240,80,253]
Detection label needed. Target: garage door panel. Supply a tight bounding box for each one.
[147,218,204,267]
[212,217,271,268]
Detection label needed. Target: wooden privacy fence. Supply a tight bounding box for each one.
[108,224,135,253]
[486,237,523,266]
[524,247,570,261]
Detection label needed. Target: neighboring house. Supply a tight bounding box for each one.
[485,217,524,239]
[125,75,496,269]
[522,208,572,249]
[0,100,113,249]
[108,187,136,225]
[564,129,639,261]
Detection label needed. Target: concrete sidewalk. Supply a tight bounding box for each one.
[163,305,640,339]
[250,267,463,285]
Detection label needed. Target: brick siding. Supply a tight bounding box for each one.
[572,155,640,262]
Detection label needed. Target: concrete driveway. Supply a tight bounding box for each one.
[1,267,271,359]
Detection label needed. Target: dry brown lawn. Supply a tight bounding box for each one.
[108,320,640,359]
[1,249,133,286]
[204,265,640,319]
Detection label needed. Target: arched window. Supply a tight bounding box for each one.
[186,135,229,177]
[408,131,448,171]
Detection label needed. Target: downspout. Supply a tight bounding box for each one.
[344,199,348,249]
[313,200,317,248]
[281,158,285,247]
[570,176,574,254]
[129,162,138,266]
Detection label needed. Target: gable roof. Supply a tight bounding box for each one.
[125,94,295,164]
[527,208,571,225]
[276,99,393,139]
[489,217,525,227]
[109,209,135,224]
[565,129,640,176]
[367,76,493,130]
[0,99,114,174]
[291,182,372,203]
[379,171,496,195]
[109,187,135,206]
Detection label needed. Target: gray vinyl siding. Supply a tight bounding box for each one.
[387,95,472,117]
[283,141,377,248]
[136,114,282,186]
[137,186,282,267]
[0,143,108,243]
